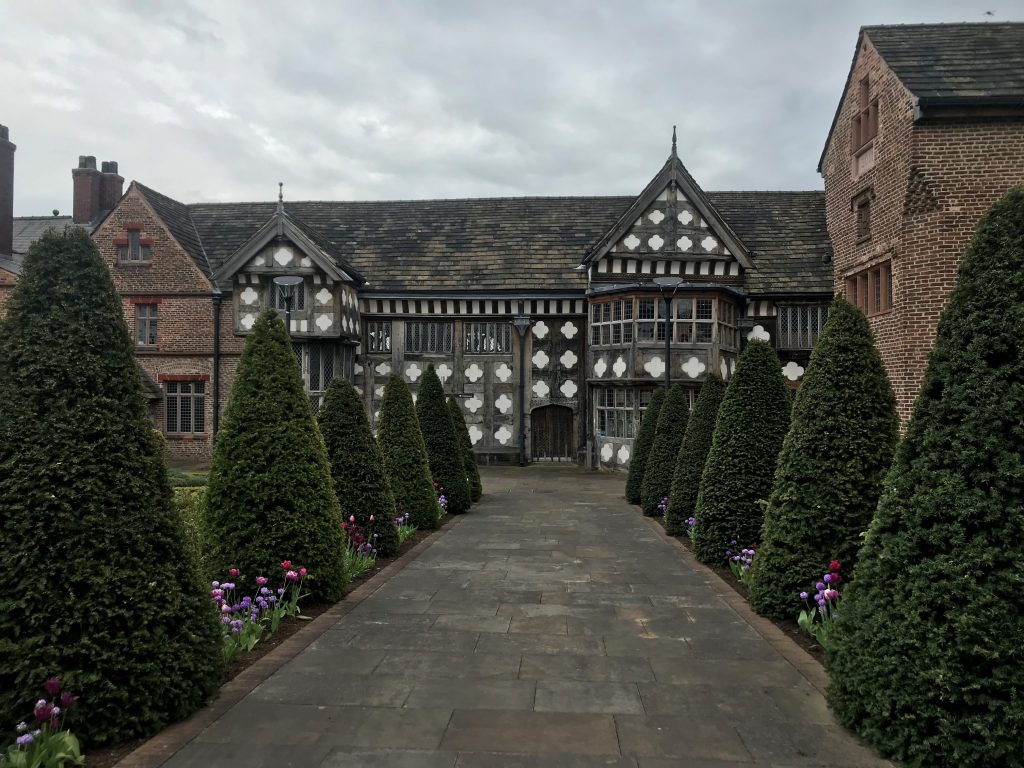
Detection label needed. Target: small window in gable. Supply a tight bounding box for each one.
[273,281,306,311]
[118,228,152,263]
[851,76,879,154]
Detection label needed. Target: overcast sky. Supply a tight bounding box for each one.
[2,1,1018,216]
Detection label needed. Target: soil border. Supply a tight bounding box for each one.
[110,513,465,768]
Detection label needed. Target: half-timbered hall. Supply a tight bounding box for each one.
[73,138,831,469]
[0,127,833,469]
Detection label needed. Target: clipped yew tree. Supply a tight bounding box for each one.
[319,377,400,557]
[416,365,471,514]
[0,228,221,745]
[665,374,726,536]
[692,340,790,564]
[749,298,897,620]
[449,396,483,502]
[377,374,439,529]
[828,189,1024,767]
[640,384,690,516]
[207,310,345,601]
[625,388,665,503]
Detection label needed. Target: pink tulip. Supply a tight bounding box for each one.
[299,567,307,577]
[228,568,240,577]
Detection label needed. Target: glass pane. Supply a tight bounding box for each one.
[697,299,713,320]
[676,298,693,319]
[623,323,634,342]
[180,396,192,434]
[639,300,654,320]
[696,324,712,343]
[678,323,693,343]
[193,395,205,433]
[165,395,177,432]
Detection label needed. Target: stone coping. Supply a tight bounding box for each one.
[113,516,465,768]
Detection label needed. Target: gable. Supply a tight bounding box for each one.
[585,149,753,282]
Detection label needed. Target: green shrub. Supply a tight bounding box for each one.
[0,228,221,745]
[206,310,346,602]
[319,378,400,557]
[625,388,665,503]
[168,469,208,487]
[749,298,897,620]
[665,374,726,536]
[377,374,439,530]
[449,396,482,502]
[174,487,210,582]
[827,188,1024,767]
[416,365,471,514]
[692,340,790,564]
[640,385,690,516]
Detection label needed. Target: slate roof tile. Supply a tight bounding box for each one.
[864,23,1024,102]
[137,187,830,297]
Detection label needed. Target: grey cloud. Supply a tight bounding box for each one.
[2,0,1018,216]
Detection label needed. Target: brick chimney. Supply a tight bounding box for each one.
[99,160,123,213]
[0,125,14,257]
[72,155,101,225]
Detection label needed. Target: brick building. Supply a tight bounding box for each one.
[820,22,1024,421]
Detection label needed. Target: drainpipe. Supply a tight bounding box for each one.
[212,292,222,440]
[512,312,533,467]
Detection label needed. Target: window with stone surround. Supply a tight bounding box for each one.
[851,76,879,152]
[117,227,152,263]
[366,320,391,353]
[405,321,453,354]
[165,381,206,434]
[846,262,892,317]
[135,304,158,346]
[854,190,873,243]
[464,321,512,354]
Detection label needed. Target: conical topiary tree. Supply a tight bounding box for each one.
[625,388,665,503]
[449,396,482,502]
[827,189,1024,767]
[692,340,790,564]
[749,298,897,620]
[377,374,439,530]
[664,374,726,536]
[319,377,400,557]
[206,310,345,602]
[640,384,690,516]
[0,228,222,746]
[416,365,471,514]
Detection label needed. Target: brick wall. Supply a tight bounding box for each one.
[823,36,1024,421]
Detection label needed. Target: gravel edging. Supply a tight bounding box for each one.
[633,510,831,696]
[113,515,466,768]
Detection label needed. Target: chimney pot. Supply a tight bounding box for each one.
[0,124,14,257]
[78,155,97,170]
[98,160,124,215]
[101,160,118,174]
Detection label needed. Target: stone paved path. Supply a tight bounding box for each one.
[166,467,889,767]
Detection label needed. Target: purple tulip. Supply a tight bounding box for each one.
[823,574,833,583]
[799,591,809,600]
[815,582,826,591]
[16,733,34,746]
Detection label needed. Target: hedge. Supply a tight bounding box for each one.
[449,396,482,502]
[206,310,346,602]
[625,388,665,503]
[640,384,690,516]
[827,188,1024,767]
[377,374,439,530]
[664,374,726,536]
[748,298,897,620]
[416,365,471,514]
[0,228,221,745]
[319,377,400,556]
[692,340,790,564]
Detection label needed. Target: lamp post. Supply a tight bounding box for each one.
[272,275,304,339]
[653,276,685,389]
[512,314,533,467]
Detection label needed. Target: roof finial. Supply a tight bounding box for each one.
[671,125,677,157]
[277,182,284,214]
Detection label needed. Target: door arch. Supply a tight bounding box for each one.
[531,405,574,461]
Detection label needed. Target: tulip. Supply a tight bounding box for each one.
[281,560,292,569]
[44,677,61,697]
[228,568,240,577]
[799,591,809,600]
[299,567,307,577]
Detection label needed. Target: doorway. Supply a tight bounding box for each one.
[531,405,574,461]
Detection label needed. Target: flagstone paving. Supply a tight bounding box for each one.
[165,466,891,767]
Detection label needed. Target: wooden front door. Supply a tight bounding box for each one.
[531,405,574,461]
